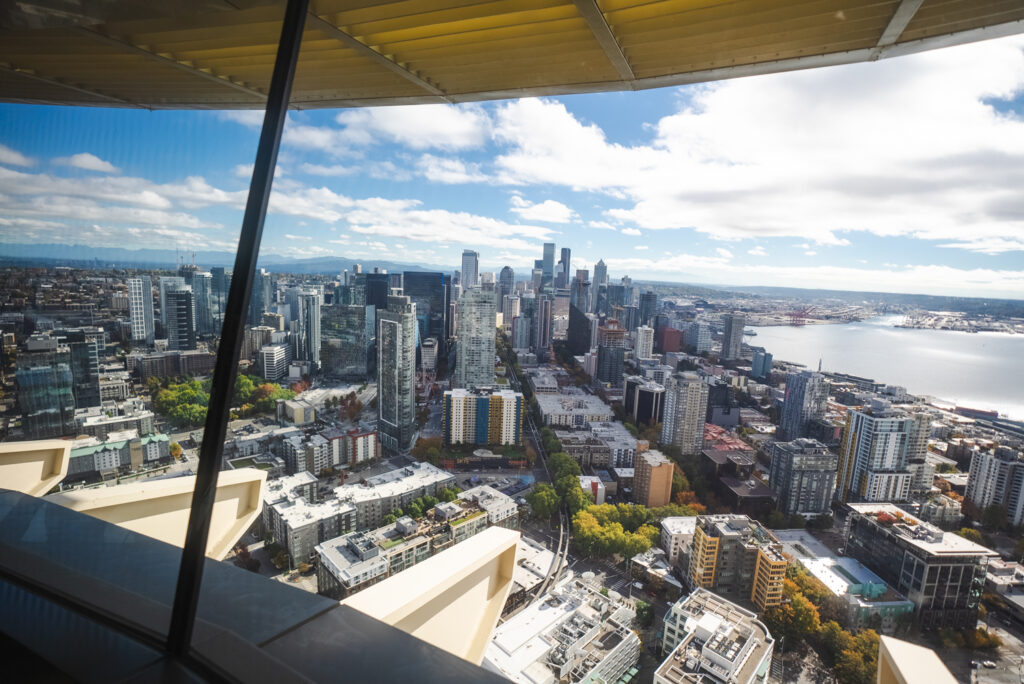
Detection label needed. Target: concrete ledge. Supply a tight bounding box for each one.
[0,440,70,497]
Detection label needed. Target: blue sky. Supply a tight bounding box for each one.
[2,34,1024,298]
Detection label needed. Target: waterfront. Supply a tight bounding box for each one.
[748,316,1024,421]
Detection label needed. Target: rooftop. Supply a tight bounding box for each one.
[335,462,454,505]
[848,503,998,558]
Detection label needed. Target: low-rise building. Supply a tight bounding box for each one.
[535,391,614,428]
[504,536,569,615]
[631,547,684,599]
[483,577,641,684]
[458,485,519,529]
[844,503,997,630]
[334,462,456,530]
[578,475,606,505]
[660,516,697,566]
[917,494,964,530]
[799,556,914,632]
[985,559,1024,595]
[75,399,155,441]
[67,429,170,480]
[657,588,774,684]
[261,471,356,565]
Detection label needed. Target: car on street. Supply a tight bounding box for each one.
[982,660,996,669]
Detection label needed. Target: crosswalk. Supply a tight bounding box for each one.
[608,578,629,592]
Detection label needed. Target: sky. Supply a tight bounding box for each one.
[1,34,1024,299]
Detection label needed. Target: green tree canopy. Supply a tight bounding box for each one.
[526,484,560,519]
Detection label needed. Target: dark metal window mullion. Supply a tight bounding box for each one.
[166,0,309,657]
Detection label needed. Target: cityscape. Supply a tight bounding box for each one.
[4,2,1024,682]
[2,234,1024,682]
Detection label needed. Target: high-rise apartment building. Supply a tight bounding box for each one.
[158,276,186,329]
[258,344,292,382]
[721,313,744,360]
[501,295,520,334]
[69,337,101,408]
[624,376,665,426]
[595,319,626,387]
[166,288,197,351]
[779,370,828,440]
[835,401,915,503]
[634,450,674,508]
[661,372,709,456]
[193,271,215,336]
[461,249,480,289]
[443,387,524,446]
[965,445,1024,526]
[845,503,993,630]
[248,269,273,326]
[687,515,786,613]
[686,320,711,354]
[455,288,496,389]
[128,276,155,346]
[634,325,654,360]
[768,438,838,516]
[295,291,321,370]
[377,294,417,452]
[210,266,229,319]
[751,349,773,379]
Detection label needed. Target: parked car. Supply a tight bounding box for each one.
[982,660,996,669]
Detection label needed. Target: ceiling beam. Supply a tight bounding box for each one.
[0,62,143,108]
[75,27,267,101]
[871,0,926,59]
[306,12,450,100]
[573,0,635,82]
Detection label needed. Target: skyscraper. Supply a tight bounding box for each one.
[721,313,745,360]
[158,276,186,328]
[192,271,214,336]
[321,304,372,380]
[593,259,607,288]
[128,276,155,346]
[69,337,101,408]
[16,345,76,438]
[779,370,828,440]
[498,266,515,302]
[365,272,390,311]
[377,294,417,451]
[751,349,773,379]
[556,248,571,289]
[595,319,625,387]
[166,288,197,351]
[638,291,657,327]
[501,295,520,334]
[835,401,915,503]
[210,266,229,319]
[248,269,273,325]
[455,288,496,389]
[567,304,594,355]
[296,291,321,370]
[661,372,709,456]
[634,325,654,360]
[403,271,449,355]
[541,242,555,290]
[686,320,711,354]
[769,439,838,517]
[461,250,480,289]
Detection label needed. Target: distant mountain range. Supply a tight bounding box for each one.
[0,243,450,275]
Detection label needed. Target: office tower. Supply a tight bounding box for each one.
[845,503,991,629]
[210,266,229,318]
[501,295,520,333]
[634,325,654,359]
[296,291,321,370]
[779,370,828,440]
[262,312,285,331]
[192,271,214,336]
[634,450,674,508]
[461,250,480,289]
[166,288,197,351]
[532,294,553,351]
[443,387,524,446]
[365,273,389,311]
[69,338,101,408]
[158,276,186,328]
[455,288,497,389]
[686,320,711,354]
[498,266,515,301]
[624,376,665,426]
[593,259,607,287]
[403,271,449,355]
[378,294,417,451]
[835,402,915,503]
[705,378,739,427]
[352,263,362,275]
[259,343,292,382]
[128,276,155,346]
[569,277,590,313]
[541,243,555,289]
[511,315,532,349]
[720,313,744,360]
[751,348,773,379]
[769,438,838,516]
[596,319,626,387]
[17,346,76,438]
[248,269,273,325]
[606,284,627,311]
[688,515,786,613]
[661,372,709,456]
[321,304,372,379]
[555,248,570,288]
[621,305,640,332]
[638,291,657,327]
[567,304,594,355]
[965,445,1024,526]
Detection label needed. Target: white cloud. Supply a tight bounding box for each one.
[937,237,1024,255]
[509,196,577,223]
[234,164,253,178]
[335,104,490,150]
[716,248,733,259]
[621,227,642,236]
[55,153,119,173]
[416,155,488,184]
[300,163,355,177]
[0,144,33,167]
[804,250,818,256]
[748,246,768,256]
[284,234,313,241]
[589,221,617,231]
[492,36,1024,252]
[635,245,649,250]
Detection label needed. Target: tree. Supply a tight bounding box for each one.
[272,550,290,570]
[563,483,593,515]
[635,600,654,628]
[982,504,1008,532]
[548,452,580,480]
[955,527,985,544]
[169,442,182,459]
[527,484,560,519]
